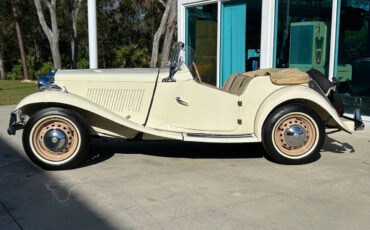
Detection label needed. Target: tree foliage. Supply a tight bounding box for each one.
[0,0,176,80]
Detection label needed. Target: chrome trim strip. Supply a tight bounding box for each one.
[186,133,253,138]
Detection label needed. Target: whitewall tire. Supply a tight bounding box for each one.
[262,104,325,164]
[23,107,90,170]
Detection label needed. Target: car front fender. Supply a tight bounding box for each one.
[15,91,183,140]
[254,85,351,139]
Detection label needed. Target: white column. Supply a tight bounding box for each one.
[260,0,276,69]
[216,1,221,87]
[88,0,98,69]
[328,0,339,81]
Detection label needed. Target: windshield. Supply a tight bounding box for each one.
[185,46,196,72]
[168,42,196,74]
[167,42,195,70]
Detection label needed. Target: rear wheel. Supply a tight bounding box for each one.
[262,104,325,164]
[23,107,90,170]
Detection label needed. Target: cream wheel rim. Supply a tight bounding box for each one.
[31,116,80,162]
[272,113,318,158]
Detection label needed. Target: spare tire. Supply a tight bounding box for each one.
[328,90,344,116]
[306,69,332,94]
[306,69,344,117]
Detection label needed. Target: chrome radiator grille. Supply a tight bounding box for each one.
[87,88,145,112]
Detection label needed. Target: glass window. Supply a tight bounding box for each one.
[245,1,262,73]
[274,0,333,76]
[335,0,370,116]
[186,4,218,85]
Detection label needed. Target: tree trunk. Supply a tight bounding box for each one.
[34,39,40,61]
[71,0,83,69]
[50,38,61,69]
[71,23,78,69]
[160,20,176,68]
[11,0,30,80]
[150,0,172,68]
[160,0,177,68]
[34,0,61,69]
[0,52,5,80]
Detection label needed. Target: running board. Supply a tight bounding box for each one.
[184,133,259,143]
[187,133,253,138]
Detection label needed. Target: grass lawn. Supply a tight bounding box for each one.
[0,80,38,105]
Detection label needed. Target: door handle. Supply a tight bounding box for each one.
[176,97,188,106]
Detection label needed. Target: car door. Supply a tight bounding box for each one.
[146,77,240,133]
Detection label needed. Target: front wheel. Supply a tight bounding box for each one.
[262,104,325,164]
[23,107,90,170]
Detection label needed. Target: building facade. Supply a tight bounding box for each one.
[177,0,370,119]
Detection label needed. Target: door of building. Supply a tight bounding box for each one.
[220,0,262,87]
[220,1,247,87]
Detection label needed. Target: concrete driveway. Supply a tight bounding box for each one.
[1,105,370,230]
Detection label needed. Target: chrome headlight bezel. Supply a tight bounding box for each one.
[38,76,53,91]
[37,70,60,91]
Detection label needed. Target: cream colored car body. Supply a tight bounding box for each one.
[15,64,352,143]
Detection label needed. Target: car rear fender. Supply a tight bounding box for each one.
[254,85,351,140]
[15,91,183,140]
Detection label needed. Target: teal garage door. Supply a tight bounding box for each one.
[220,1,247,87]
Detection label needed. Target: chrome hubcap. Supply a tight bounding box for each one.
[284,125,307,147]
[274,113,317,157]
[44,129,67,152]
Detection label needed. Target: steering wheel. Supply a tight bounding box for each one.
[192,62,202,83]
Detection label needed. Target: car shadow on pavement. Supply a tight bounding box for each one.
[322,135,355,154]
[84,133,356,168]
[0,135,120,230]
[82,138,266,167]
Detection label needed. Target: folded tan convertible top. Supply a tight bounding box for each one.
[241,68,310,85]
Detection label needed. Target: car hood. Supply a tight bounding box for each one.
[55,68,162,83]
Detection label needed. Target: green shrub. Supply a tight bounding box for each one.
[6,55,54,80]
[26,55,36,80]
[35,62,54,78]
[114,45,149,68]
[77,57,89,69]
[7,62,23,80]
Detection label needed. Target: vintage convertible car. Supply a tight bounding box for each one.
[7,42,364,169]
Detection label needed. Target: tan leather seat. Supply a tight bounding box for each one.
[221,73,253,96]
[196,72,254,96]
[221,73,239,92]
[220,68,309,95]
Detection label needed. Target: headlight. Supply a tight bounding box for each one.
[38,71,56,91]
[38,76,52,91]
